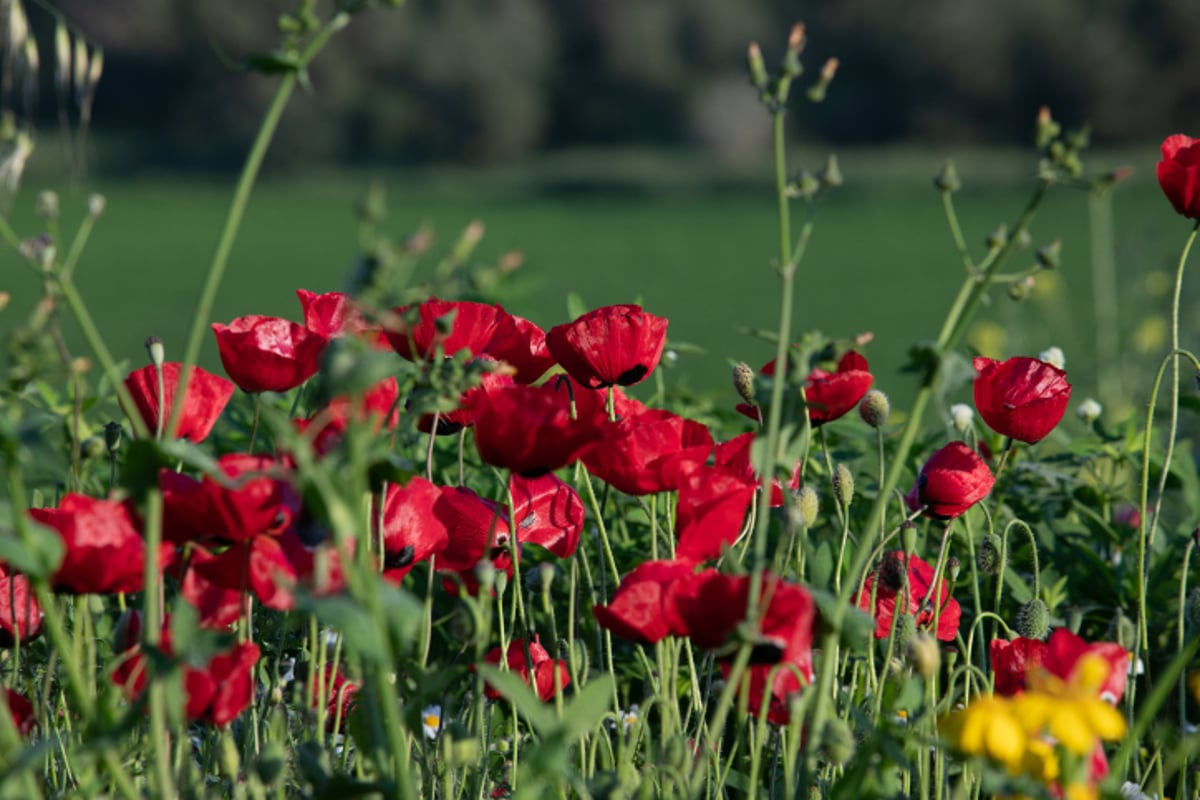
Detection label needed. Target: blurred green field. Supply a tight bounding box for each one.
[1,147,1191,416]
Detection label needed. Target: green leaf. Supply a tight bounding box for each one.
[560,674,614,741]
[0,519,64,579]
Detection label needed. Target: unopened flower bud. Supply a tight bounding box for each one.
[901,525,917,556]
[1035,106,1060,149]
[781,23,804,77]
[86,193,106,218]
[1014,229,1033,250]
[905,632,941,680]
[818,154,843,188]
[987,224,1009,251]
[789,169,820,199]
[1038,346,1065,370]
[946,556,961,583]
[80,436,106,461]
[977,533,1004,575]
[934,160,961,193]
[35,190,58,220]
[949,403,974,433]
[892,614,917,652]
[732,361,756,405]
[793,486,819,529]
[525,563,557,593]
[104,421,123,454]
[858,390,890,428]
[1036,239,1062,270]
[1107,608,1136,651]
[1008,277,1033,302]
[20,234,54,269]
[433,309,457,336]
[746,42,768,90]
[832,463,854,508]
[1015,599,1050,640]
[1077,398,1102,424]
[819,717,855,766]
[144,336,165,368]
[807,58,839,103]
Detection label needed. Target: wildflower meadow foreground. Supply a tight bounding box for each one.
[4,6,1200,800]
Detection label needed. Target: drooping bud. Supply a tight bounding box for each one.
[892,613,917,652]
[977,534,1004,575]
[144,336,165,368]
[1076,398,1102,424]
[934,160,961,193]
[732,361,756,405]
[818,717,855,766]
[832,463,854,508]
[1037,346,1065,370]
[905,632,941,680]
[946,556,961,584]
[818,154,843,188]
[104,421,123,455]
[949,403,974,434]
[1036,239,1062,270]
[858,389,890,429]
[1015,599,1050,640]
[35,190,59,220]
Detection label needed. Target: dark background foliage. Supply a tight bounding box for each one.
[25,0,1200,171]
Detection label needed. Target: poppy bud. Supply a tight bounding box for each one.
[946,556,961,583]
[732,361,756,405]
[86,194,106,218]
[977,534,1003,575]
[832,464,854,508]
[790,486,819,529]
[986,225,1008,251]
[858,390,890,429]
[1186,588,1200,631]
[892,614,917,651]
[79,436,106,461]
[35,190,58,220]
[905,632,941,680]
[949,403,974,434]
[104,421,123,454]
[819,718,855,766]
[1077,398,1102,424]
[934,160,961,193]
[144,336,165,369]
[1107,608,1136,651]
[818,154,843,188]
[1036,239,1062,270]
[1015,599,1049,640]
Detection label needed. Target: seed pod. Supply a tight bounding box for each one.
[859,390,890,428]
[1015,598,1050,640]
[832,463,854,508]
[977,533,1004,575]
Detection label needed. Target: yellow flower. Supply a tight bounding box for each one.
[1011,654,1127,755]
[939,695,1027,772]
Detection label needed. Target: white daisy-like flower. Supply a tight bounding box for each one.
[421,704,442,740]
[1039,346,1065,369]
[949,404,974,433]
[1077,398,1102,423]
[618,704,640,733]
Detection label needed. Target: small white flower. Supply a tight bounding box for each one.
[1077,398,1102,423]
[1185,721,1198,735]
[618,704,640,733]
[1129,657,1145,676]
[1120,781,1156,800]
[1039,346,1065,369]
[325,630,340,649]
[422,705,442,740]
[949,404,974,433]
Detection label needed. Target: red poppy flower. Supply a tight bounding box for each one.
[297,289,386,345]
[484,313,556,385]
[212,315,327,394]
[179,546,248,628]
[29,494,171,595]
[856,551,960,641]
[160,454,297,545]
[0,563,42,646]
[973,356,1072,444]
[385,298,507,361]
[738,351,873,426]
[297,376,401,454]
[112,618,260,727]
[569,377,646,423]
[672,464,758,563]
[1041,628,1129,703]
[472,383,609,477]
[4,690,34,736]
[905,441,994,519]
[1157,134,1200,219]
[989,636,1046,696]
[546,304,668,389]
[593,559,695,644]
[123,362,234,442]
[433,486,510,574]
[712,432,801,507]
[509,474,584,559]
[313,664,359,731]
[482,637,570,702]
[582,409,713,496]
[376,478,451,584]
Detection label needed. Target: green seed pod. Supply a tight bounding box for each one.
[819,717,856,766]
[1036,239,1062,270]
[1015,599,1050,640]
[104,421,123,454]
[987,224,1009,251]
[732,361,756,405]
[859,390,890,429]
[905,632,941,680]
[80,436,106,461]
[794,486,819,529]
[977,534,1004,575]
[892,614,917,652]
[832,463,854,508]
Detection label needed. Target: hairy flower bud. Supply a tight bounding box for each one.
[1015,599,1050,640]
[1036,239,1062,270]
[819,717,856,766]
[1077,398,1102,424]
[977,534,1004,575]
[818,154,843,188]
[104,421,123,454]
[1038,346,1065,370]
[906,632,941,680]
[858,389,890,429]
[832,463,854,508]
[793,486,819,529]
[732,361,756,405]
[1107,608,1137,651]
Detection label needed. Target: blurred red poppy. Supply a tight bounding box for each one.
[123,362,234,442]
[672,464,758,563]
[484,313,556,385]
[297,289,386,345]
[905,441,994,519]
[973,356,1072,444]
[296,376,401,453]
[212,315,327,393]
[855,551,960,641]
[416,359,514,435]
[482,637,569,702]
[712,432,801,507]
[593,559,695,644]
[160,454,297,545]
[4,689,34,735]
[583,409,713,496]
[0,563,42,647]
[546,304,668,389]
[385,298,507,361]
[1157,134,1200,219]
[376,477,451,584]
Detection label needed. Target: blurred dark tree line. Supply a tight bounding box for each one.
[30,0,1200,169]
